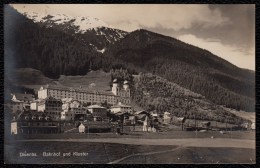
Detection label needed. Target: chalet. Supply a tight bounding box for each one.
[61,98,86,121]
[110,102,133,114]
[5,99,24,113]
[87,104,107,121]
[151,111,158,117]
[171,116,186,125]
[7,93,35,112]
[11,93,35,103]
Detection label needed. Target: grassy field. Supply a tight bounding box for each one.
[12,68,112,91]
[117,147,255,164]
[58,70,111,91]
[4,141,255,164]
[222,107,255,122]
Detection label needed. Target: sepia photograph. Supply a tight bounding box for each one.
[4,4,255,164]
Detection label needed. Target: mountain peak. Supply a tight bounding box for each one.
[21,11,109,33]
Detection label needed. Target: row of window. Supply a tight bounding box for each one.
[62,114,73,117]
[48,90,114,99]
[45,107,61,111]
[46,111,61,114]
[50,94,116,103]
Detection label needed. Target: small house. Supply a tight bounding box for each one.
[78,123,85,133]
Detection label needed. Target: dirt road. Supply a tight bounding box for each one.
[19,138,255,149]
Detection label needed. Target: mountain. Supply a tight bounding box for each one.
[22,11,128,52]
[4,5,255,112]
[105,29,255,111]
[132,73,247,124]
[5,5,123,78]
[24,12,109,32]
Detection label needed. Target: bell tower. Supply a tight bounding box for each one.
[123,80,130,97]
[112,79,119,95]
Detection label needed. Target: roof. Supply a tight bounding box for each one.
[113,111,131,116]
[40,85,115,96]
[87,104,106,109]
[111,102,132,108]
[9,99,23,103]
[134,110,149,115]
[61,98,74,103]
[129,116,136,120]
[13,110,55,122]
[38,96,62,105]
[172,117,185,122]
[12,93,34,101]
[201,121,210,124]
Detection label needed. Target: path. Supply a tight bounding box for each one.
[18,138,255,149]
[64,128,77,133]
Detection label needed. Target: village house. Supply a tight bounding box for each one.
[110,102,133,114]
[87,104,107,121]
[5,99,24,114]
[8,93,35,111]
[11,93,35,104]
[37,96,63,120]
[61,98,86,121]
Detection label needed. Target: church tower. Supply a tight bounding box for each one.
[112,79,119,96]
[123,80,130,97]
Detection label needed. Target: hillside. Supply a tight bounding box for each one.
[4,5,255,112]
[105,29,255,111]
[6,68,112,92]
[4,5,124,79]
[132,73,247,125]
[5,68,248,124]
[58,70,111,91]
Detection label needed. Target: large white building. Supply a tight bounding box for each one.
[38,79,131,105]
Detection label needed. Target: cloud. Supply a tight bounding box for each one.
[11,4,230,32]
[178,34,255,70]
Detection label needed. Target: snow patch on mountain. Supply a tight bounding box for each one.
[23,12,109,33]
[97,48,106,53]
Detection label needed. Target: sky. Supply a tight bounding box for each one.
[11,4,255,70]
